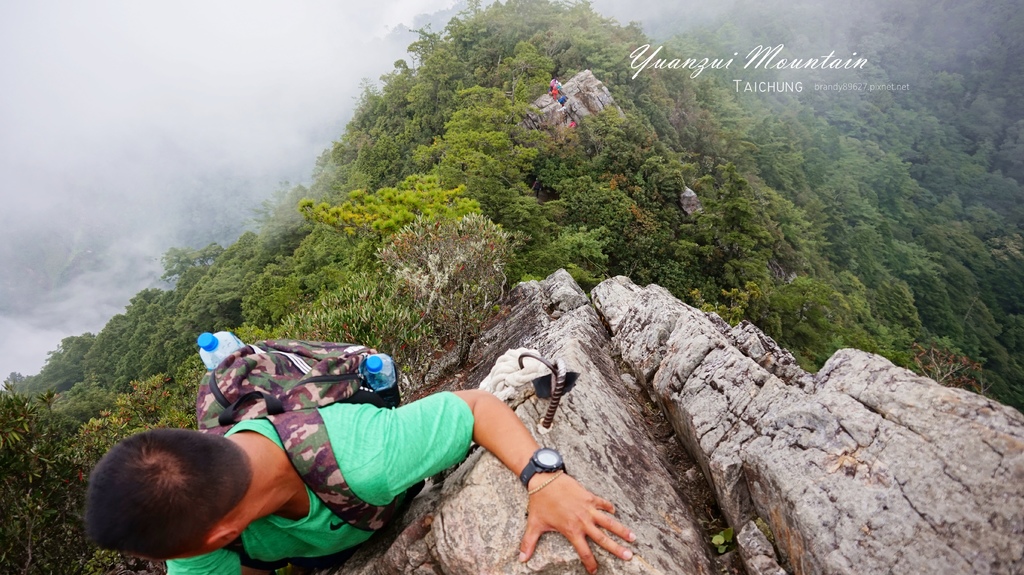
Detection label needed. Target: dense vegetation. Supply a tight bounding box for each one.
[2,0,1021,572]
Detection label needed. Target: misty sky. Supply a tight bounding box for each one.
[0,0,716,380]
[0,0,466,379]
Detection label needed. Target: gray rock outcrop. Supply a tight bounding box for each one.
[326,271,1024,575]
[332,269,714,575]
[679,187,703,215]
[592,275,1024,575]
[520,70,624,130]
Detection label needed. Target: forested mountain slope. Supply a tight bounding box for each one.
[18,0,1020,407]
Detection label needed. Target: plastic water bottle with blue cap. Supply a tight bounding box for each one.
[197,331,245,370]
[359,353,400,408]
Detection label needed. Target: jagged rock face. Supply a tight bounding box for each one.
[679,187,702,215]
[520,70,624,130]
[326,271,1024,575]
[592,275,1024,575]
[331,269,713,575]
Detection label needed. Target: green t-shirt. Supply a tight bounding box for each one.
[167,391,474,575]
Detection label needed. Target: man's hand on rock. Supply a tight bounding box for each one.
[519,472,636,574]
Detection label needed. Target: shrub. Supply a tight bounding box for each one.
[1,359,198,574]
[275,272,435,389]
[0,391,94,574]
[379,213,524,364]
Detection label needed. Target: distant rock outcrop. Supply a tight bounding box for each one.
[520,69,624,130]
[327,271,1024,575]
[679,187,702,215]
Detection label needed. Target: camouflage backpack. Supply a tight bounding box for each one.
[196,339,400,531]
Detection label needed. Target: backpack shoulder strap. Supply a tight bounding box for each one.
[269,402,398,531]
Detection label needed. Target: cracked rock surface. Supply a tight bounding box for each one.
[329,270,713,575]
[322,271,1023,575]
[592,275,1024,575]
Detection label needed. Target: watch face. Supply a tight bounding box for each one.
[536,448,562,468]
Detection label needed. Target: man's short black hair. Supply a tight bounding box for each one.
[85,428,252,558]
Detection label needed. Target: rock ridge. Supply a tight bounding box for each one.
[592,275,1024,575]
[327,271,1024,575]
[332,269,714,575]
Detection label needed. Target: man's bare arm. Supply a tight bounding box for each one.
[453,389,635,574]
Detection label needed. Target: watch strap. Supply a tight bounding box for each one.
[520,459,541,487]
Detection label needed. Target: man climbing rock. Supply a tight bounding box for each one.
[85,389,636,574]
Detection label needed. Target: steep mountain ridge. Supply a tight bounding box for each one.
[326,270,1024,575]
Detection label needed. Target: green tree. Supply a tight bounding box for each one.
[161,243,225,287]
[768,276,840,364]
[274,272,434,390]
[17,334,95,394]
[299,174,480,238]
[418,86,541,231]
[175,232,268,338]
[82,289,180,393]
[498,41,554,105]
[54,381,117,425]
[0,390,94,574]
[3,372,25,392]
[682,164,776,292]
[379,214,524,365]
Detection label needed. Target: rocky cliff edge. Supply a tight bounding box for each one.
[328,271,1024,575]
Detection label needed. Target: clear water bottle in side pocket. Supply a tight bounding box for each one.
[359,353,400,408]
[197,331,244,370]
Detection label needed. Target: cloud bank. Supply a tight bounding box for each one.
[0,0,460,378]
[0,0,722,379]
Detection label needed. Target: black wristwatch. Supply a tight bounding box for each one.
[519,447,565,487]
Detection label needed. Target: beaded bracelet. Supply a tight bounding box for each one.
[527,470,564,496]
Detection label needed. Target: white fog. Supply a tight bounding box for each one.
[0,0,723,380]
